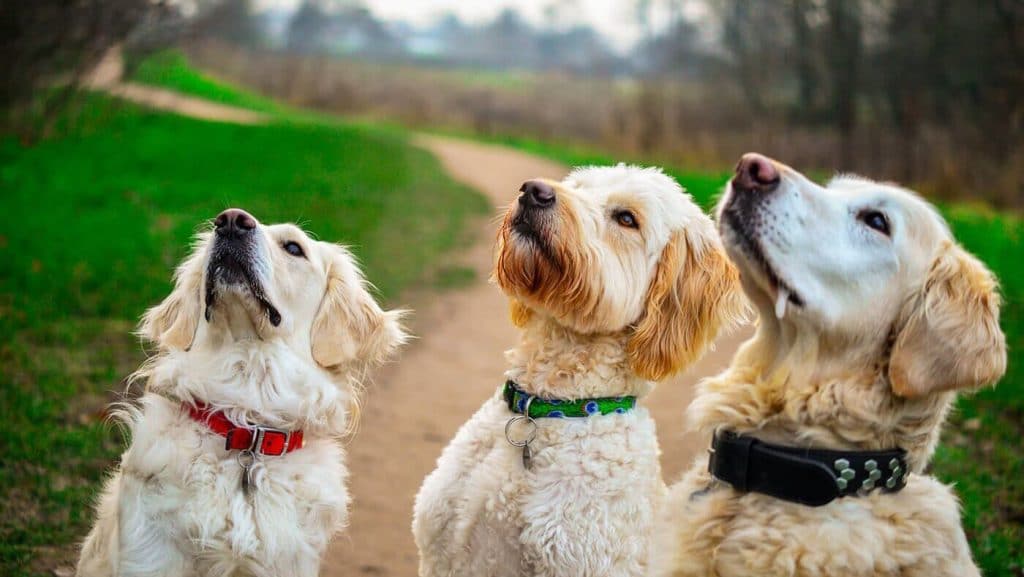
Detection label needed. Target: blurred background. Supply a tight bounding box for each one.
[1,1,1022,576]
[8,0,1024,203]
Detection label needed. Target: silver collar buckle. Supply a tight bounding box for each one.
[250,426,291,457]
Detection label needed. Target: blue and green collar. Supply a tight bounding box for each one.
[502,380,637,419]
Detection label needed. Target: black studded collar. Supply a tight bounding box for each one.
[708,430,909,507]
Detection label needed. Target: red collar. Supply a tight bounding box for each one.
[185,402,304,456]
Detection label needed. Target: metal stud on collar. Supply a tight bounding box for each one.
[859,459,881,492]
[835,458,901,494]
[868,463,884,481]
[885,458,903,490]
[834,458,857,491]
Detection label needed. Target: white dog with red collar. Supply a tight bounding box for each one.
[77,209,406,577]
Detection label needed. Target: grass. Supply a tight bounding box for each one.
[0,81,487,573]
[432,265,478,290]
[129,50,284,115]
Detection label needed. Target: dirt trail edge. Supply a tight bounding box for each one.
[87,45,268,125]
[322,135,751,577]
[104,83,268,124]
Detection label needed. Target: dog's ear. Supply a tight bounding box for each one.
[311,246,409,369]
[139,240,206,350]
[889,242,1006,397]
[627,230,746,381]
[509,298,533,328]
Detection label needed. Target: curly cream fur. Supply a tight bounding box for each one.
[414,165,743,577]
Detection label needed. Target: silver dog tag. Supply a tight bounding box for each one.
[238,450,256,496]
[505,415,538,471]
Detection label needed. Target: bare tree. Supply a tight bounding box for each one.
[193,0,264,47]
[825,0,862,167]
[790,0,819,119]
[717,0,791,113]
[2,0,156,138]
[286,0,332,54]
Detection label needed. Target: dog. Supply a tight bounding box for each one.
[412,166,746,577]
[76,208,407,577]
[652,154,1007,577]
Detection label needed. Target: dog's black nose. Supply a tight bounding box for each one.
[519,180,556,209]
[215,208,257,237]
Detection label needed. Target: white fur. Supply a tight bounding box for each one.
[413,166,743,577]
[653,157,1006,577]
[77,215,407,577]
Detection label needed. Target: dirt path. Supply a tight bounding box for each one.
[104,83,268,124]
[87,45,268,125]
[321,135,751,577]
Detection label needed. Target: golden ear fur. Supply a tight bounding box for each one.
[509,298,533,328]
[311,249,408,369]
[139,242,206,350]
[627,231,746,381]
[889,242,1006,397]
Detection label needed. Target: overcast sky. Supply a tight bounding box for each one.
[251,0,706,51]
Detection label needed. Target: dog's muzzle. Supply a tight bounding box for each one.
[511,179,556,238]
[209,208,259,285]
[204,208,281,326]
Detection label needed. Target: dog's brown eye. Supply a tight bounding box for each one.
[614,210,639,229]
[282,241,305,258]
[858,210,890,236]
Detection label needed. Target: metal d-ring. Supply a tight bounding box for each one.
[504,415,538,447]
[505,395,540,470]
[237,449,257,495]
[237,449,256,469]
[505,394,537,445]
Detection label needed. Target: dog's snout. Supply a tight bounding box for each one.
[215,208,257,237]
[519,180,556,209]
[733,153,781,192]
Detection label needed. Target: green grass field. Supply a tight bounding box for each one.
[0,74,487,574]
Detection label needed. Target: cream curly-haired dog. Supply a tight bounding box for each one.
[76,208,407,577]
[652,154,1007,577]
[413,166,745,577]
